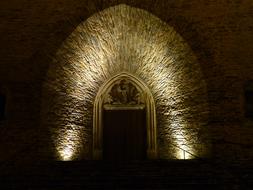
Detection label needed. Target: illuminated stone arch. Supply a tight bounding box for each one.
[42,4,209,161]
[93,72,157,159]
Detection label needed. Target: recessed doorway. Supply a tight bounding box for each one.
[93,72,157,160]
[103,108,146,161]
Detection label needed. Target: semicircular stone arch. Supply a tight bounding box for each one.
[42,4,209,161]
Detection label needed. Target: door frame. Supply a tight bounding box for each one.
[93,72,157,160]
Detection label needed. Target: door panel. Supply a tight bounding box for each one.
[103,109,146,161]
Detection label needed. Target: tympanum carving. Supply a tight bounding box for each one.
[104,79,144,105]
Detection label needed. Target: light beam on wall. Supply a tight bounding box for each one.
[42,4,209,160]
[55,124,87,161]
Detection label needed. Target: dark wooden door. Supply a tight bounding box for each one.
[103,109,146,161]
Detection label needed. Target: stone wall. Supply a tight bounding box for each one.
[0,0,253,161]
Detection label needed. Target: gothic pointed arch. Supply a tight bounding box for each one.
[93,72,157,159]
[42,4,209,161]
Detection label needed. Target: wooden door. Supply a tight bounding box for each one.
[103,109,146,161]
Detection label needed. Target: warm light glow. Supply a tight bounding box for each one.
[43,4,209,160]
[169,116,196,159]
[176,146,194,160]
[54,125,87,161]
[59,146,74,161]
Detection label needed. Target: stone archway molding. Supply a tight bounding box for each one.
[93,72,157,160]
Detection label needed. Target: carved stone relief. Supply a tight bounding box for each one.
[104,79,144,106]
